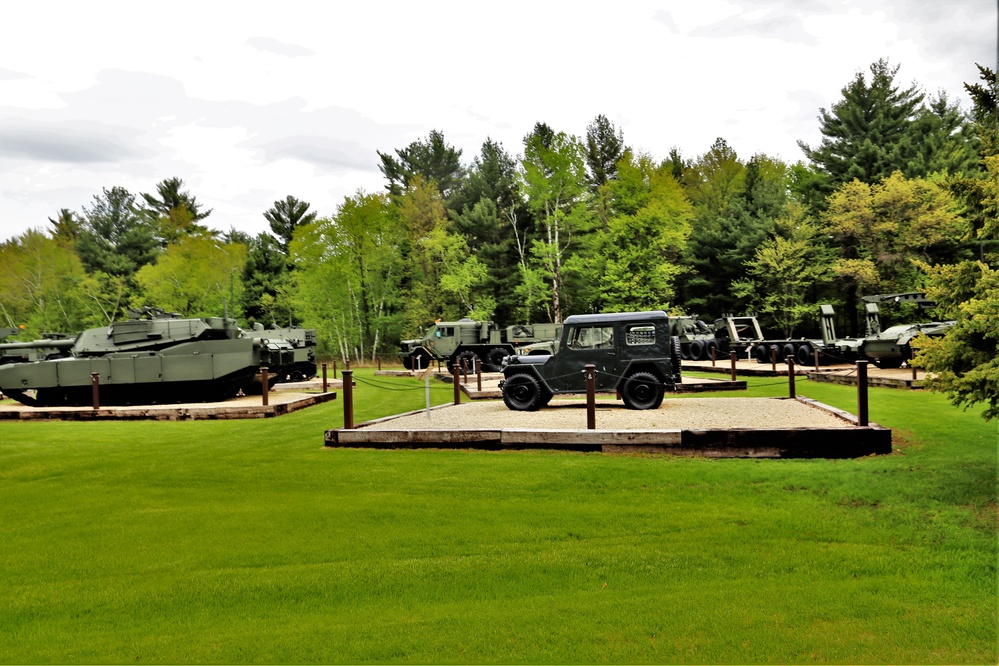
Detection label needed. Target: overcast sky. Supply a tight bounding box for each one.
[1,0,995,243]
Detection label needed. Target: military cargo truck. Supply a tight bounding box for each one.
[399,319,562,373]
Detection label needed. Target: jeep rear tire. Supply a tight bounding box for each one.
[622,371,664,410]
[502,373,545,411]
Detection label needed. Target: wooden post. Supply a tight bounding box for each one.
[770,345,777,373]
[729,351,737,381]
[462,357,468,385]
[321,363,328,393]
[711,346,716,367]
[857,360,869,427]
[343,369,354,429]
[786,356,796,399]
[377,356,381,371]
[452,365,461,405]
[476,362,482,392]
[584,364,596,430]
[90,371,100,410]
[814,348,820,370]
[912,363,917,381]
[261,366,269,406]
[333,360,337,379]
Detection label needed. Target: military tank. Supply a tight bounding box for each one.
[0,307,296,407]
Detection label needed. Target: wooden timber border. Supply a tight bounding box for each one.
[324,397,891,459]
[0,391,336,421]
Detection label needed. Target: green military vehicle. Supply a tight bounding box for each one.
[400,318,562,373]
[251,324,318,382]
[0,307,298,407]
[499,310,682,411]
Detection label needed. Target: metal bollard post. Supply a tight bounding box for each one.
[452,366,461,405]
[730,351,737,381]
[261,366,269,406]
[90,371,100,410]
[786,356,796,399]
[342,369,354,429]
[857,360,869,426]
[584,364,596,430]
[322,363,328,393]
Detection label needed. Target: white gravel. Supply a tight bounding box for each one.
[362,397,855,431]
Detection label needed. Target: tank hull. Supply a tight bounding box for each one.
[0,338,262,407]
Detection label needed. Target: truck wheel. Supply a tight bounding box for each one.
[486,347,508,370]
[622,372,664,410]
[455,350,481,374]
[412,350,433,371]
[689,340,705,361]
[402,355,414,370]
[753,344,769,363]
[795,343,814,367]
[704,339,718,361]
[782,343,796,362]
[502,374,545,411]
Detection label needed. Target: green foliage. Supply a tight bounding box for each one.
[240,232,291,324]
[135,235,247,317]
[451,140,525,324]
[584,113,625,190]
[264,195,317,254]
[734,205,833,337]
[823,171,965,292]
[914,260,999,420]
[378,129,465,202]
[799,59,925,189]
[290,192,403,361]
[141,177,214,245]
[76,186,159,280]
[0,230,88,334]
[521,123,590,321]
[588,152,693,311]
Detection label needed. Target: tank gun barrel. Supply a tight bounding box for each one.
[0,338,76,351]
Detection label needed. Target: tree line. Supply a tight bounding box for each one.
[2,60,997,418]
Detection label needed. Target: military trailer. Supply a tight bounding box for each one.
[499,311,682,411]
[0,307,298,407]
[400,318,562,373]
[857,293,954,368]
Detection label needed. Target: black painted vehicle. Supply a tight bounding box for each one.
[499,311,682,411]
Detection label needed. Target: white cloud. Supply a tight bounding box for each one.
[0,0,994,242]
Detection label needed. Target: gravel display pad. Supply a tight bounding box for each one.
[358,397,855,431]
[329,397,892,458]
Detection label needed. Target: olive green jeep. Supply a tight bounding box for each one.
[499,311,682,411]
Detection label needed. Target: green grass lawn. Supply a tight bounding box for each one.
[1,370,996,664]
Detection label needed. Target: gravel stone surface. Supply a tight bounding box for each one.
[362,397,855,431]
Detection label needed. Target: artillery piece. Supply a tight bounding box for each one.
[0,307,297,407]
